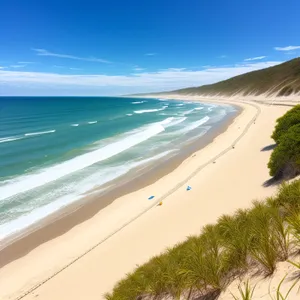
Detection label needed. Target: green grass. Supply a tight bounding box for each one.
[231,280,256,300]
[269,274,300,300]
[105,180,300,300]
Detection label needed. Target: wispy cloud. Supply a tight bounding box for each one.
[70,67,82,70]
[274,46,300,51]
[145,53,157,56]
[33,48,111,63]
[244,56,266,61]
[219,55,227,58]
[133,67,145,71]
[0,61,281,93]
[10,65,26,68]
[18,61,35,64]
[160,68,186,72]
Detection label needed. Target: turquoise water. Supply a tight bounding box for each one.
[0,96,236,240]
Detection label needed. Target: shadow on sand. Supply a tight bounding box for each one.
[263,176,284,187]
[194,290,221,300]
[261,144,276,152]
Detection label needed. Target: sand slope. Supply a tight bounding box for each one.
[0,98,292,300]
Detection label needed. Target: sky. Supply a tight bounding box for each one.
[0,0,300,96]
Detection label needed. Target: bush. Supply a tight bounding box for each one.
[268,124,300,178]
[271,105,300,144]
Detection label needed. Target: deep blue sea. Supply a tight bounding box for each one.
[0,96,236,240]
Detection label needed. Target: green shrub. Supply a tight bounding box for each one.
[271,105,300,144]
[268,124,300,178]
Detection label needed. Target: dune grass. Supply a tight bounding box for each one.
[105,180,300,300]
[231,280,256,300]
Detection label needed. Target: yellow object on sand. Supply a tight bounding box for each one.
[158,201,163,206]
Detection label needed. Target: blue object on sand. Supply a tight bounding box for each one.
[148,195,155,200]
[186,186,192,191]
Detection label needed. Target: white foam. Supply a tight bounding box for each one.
[208,109,227,123]
[126,114,133,116]
[134,106,167,114]
[177,116,210,134]
[131,101,145,104]
[0,136,23,144]
[0,121,166,202]
[182,109,195,115]
[159,117,174,125]
[71,124,79,127]
[165,117,187,127]
[176,103,185,107]
[24,130,56,136]
[195,107,204,110]
[88,121,97,124]
[0,150,174,240]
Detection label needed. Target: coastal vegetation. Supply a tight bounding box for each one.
[269,105,300,178]
[271,105,300,143]
[105,180,300,300]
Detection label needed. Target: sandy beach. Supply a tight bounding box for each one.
[0,97,293,300]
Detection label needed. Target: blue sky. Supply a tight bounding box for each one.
[0,0,300,96]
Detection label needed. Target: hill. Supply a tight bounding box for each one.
[143,58,300,98]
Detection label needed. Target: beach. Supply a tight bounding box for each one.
[0,97,292,300]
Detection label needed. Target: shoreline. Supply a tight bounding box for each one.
[0,101,240,268]
[0,97,290,300]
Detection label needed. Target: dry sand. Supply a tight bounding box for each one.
[0,97,296,300]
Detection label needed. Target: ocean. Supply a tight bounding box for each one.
[0,96,236,242]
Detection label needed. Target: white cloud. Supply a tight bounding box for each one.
[33,48,111,63]
[244,56,266,61]
[10,65,26,68]
[70,67,82,70]
[18,61,35,64]
[145,53,157,56]
[133,67,145,71]
[0,61,281,94]
[160,68,186,72]
[274,46,300,51]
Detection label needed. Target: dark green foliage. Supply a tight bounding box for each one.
[271,105,300,143]
[105,181,300,300]
[268,124,300,177]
